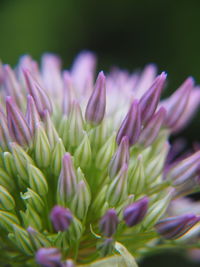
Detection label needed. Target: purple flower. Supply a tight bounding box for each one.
[50,205,73,232]
[99,209,119,237]
[85,71,106,125]
[123,197,149,227]
[116,100,141,146]
[35,247,62,267]
[155,214,200,239]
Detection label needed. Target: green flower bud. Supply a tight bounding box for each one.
[0,168,15,192]
[34,123,51,168]
[27,227,51,250]
[58,115,68,148]
[95,134,116,170]
[145,142,169,184]
[67,101,85,147]
[70,168,91,219]
[51,138,66,176]
[3,152,16,176]
[21,188,45,214]
[10,142,34,183]
[90,185,108,219]
[68,216,83,242]
[74,132,92,169]
[20,204,42,230]
[0,210,20,232]
[44,110,60,149]
[28,164,48,196]
[106,164,128,207]
[0,185,15,210]
[142,191,173,229]
[9,224,34,255]
[128,155,145,196]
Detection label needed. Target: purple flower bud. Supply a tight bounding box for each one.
[6,96,32,146]
[139,72,166,124]
[57,153,78,203]
[171,88,200,133]
[25,95,41,135]
[0,109,10,150]
[23,69,53,117]
[163,77,194,128]
[166,151,200,186]
[50,205,73,232]
[3,64,24,107]
[62,71,73,115]
[35,247,62,267]
[116,100,141,146]
[138,107,166,147]
[108,136,129,179]
[85,71,106,125]
[99,209,119,237]
[155,214,200,239]
[123,197,149,227]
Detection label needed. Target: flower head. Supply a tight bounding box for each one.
[0,52,200,266]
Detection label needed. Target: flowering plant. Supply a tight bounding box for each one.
[0,52,200,266]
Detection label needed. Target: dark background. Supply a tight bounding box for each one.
[1,0,200,266]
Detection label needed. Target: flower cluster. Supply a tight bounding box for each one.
[0,52,200,266]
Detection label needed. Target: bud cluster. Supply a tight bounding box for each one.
[0,52,200,266]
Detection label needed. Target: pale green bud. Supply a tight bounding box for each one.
[20,204,42,230]
[128,155,145,196]
[21,188,45,214]
[11,142,34,183]
[34,123,51,168]
[67,100,85,147]
[0,168,15,192]
[27,227,52,250]
[90,185,108,219]
[88,120,109,149]
[106,164,128,207]
[0,185,15,210]
[145,142,169,184]
[58,115,68,147]
[0,210,20,232]
[74,132,92,169]
[95,134,116,170]
[51,138,66,176]
[142,190,173,229]
[9,224,34,255]
[70,168,91,219]
[44,110,60,149]
[3,152,17,177]
[68,216,83,242]
[28,164,48,196]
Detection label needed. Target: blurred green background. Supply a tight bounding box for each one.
[1,0,200,266]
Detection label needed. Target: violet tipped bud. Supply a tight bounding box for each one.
[164,77,194,128]
[50,205,73,232]
[116,100,141,146]
[6,96,32,147]
[24,69,53,117]
[138,107,166,147]
[108,136,129,179]
[166,151,200,186]
[99,209,119,237]
[57,153,78,204]
[35,247,62,267]
[0,109,10,150]
[85,71,106,125]
[25,95,40,135]
[106,163,128,206]
[123,197,148,227]
[140,72,166,124]
[155,214,200,239]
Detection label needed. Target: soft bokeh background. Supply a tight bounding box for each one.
[1,0,200,266]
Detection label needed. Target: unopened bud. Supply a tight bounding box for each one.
[99,209,119,237]
[50,205,73,232]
